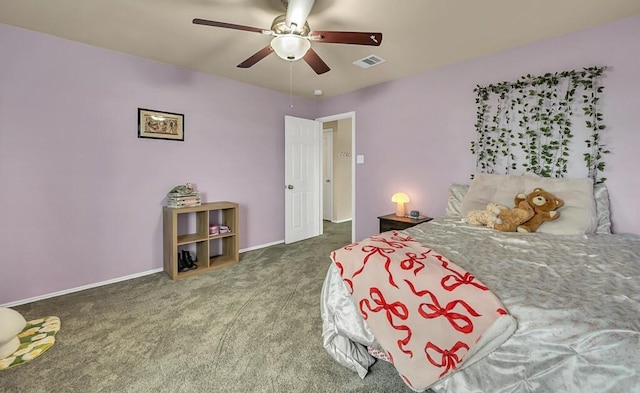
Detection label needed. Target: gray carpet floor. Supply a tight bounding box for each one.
[3,221,415,393]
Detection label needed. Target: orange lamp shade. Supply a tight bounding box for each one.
[391,192,410,217]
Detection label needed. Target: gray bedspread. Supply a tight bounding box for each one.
[321,216,640,392]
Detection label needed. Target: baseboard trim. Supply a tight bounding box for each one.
[3,240,286,307]
[240,239,284,253]
[2,268,164,307]
[332,218,352,224]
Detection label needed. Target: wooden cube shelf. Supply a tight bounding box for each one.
[163,201,239,280]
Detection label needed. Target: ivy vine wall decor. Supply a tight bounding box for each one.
[471,66,608,183]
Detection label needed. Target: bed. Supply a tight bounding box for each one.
[321,174,640,392]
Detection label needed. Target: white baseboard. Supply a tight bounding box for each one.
[332,218,352,223]
[2,268,164,307]
[2,240,286,308]
[239,239,284,253]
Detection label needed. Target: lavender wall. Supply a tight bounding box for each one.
[0,24,317,304]
[319,14,640,241]
[3,14,640,305]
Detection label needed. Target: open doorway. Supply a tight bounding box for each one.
[317,112,355,243]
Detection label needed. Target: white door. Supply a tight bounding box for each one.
[322,129,334,221]
[285,115,322,244]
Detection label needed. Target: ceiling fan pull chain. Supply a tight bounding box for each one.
[289,61,294,109]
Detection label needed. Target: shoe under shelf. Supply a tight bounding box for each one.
[173,254,238,279]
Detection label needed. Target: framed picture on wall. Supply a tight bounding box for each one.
[138,108,184,141]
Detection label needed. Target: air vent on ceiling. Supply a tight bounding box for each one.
[353,55,386,69]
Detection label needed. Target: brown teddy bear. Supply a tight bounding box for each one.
[466,201,534,232]
[515,188,564,233]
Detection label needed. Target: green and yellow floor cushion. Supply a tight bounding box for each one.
[0,312,60,370]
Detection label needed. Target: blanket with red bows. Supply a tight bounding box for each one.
[331,230,514,391]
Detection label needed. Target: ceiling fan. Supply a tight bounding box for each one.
[192,0,382,75]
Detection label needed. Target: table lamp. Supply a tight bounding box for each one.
[391,192,410,217]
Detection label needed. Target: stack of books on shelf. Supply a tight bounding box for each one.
[167,192,201,208]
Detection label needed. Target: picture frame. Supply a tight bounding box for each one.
[138,108,184,141]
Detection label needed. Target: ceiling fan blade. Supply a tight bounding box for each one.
[237,45,274,68]
[303,48,330,75]
[309,31,382,46]
[192,18,267,34]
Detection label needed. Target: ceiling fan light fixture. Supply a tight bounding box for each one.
[271,35,311,61]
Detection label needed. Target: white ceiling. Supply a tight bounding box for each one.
[2,0,640,99]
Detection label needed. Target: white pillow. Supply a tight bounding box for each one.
[593,183,612,234]
[523,173,597,235]
[446,183,469,217]
[460,173,527,216]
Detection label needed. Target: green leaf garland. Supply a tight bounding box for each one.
[471,66,608,183]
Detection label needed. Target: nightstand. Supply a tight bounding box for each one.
[378,214,433,233]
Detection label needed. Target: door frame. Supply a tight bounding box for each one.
[316,111,356,243]
[322,128,334,222]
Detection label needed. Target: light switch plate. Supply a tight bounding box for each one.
[356,155,365,164]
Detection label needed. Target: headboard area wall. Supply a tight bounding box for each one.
[318,14,640,238]
[471,66,607,183]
